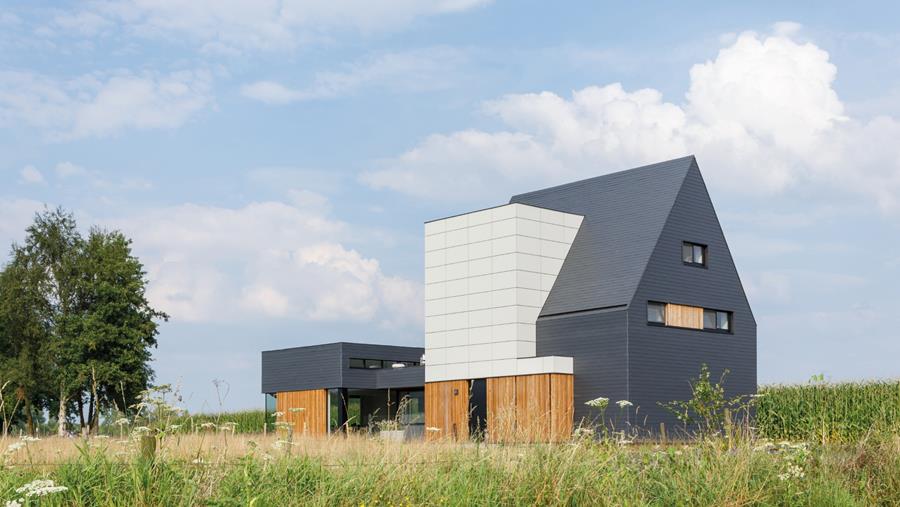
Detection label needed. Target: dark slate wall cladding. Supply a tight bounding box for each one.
[340,343,424,389]
[375,366,425,389]
[627,162,756,432]
[261,343,424,393]
[511,156,694,316]
[260,343,342,393]
[536,309,628,425]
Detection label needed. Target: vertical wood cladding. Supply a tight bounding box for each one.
[425,380,469,441]
[275,389,327,437]
[484,373,573,442]
[665,303,703,329]
[550,373,574,441]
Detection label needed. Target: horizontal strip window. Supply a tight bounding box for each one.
[647,302,733,333]
[348,358,420,369]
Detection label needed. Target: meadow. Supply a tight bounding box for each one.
[1,379,899,506]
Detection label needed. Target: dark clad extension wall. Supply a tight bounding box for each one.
[536,308,628,425]
[628,162,756,432]
[261,342,424,393]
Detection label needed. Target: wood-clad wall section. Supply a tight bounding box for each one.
[549,374,574,441]
[666,303,703,329]
[484,373,573,443]
[486,376,517,441]
[275,389,328,437]
[425,380,469,441]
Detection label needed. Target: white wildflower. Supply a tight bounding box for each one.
[6,499,22,507]
[778,464,805,481]
[15,479,68,497]
[114,418,130,426]
[200,422,217,429]
[272,411,284,417]
[585,397,609,408]
[132,426,151,434]
[168,424,182,431]
[288,407,305,413]
[20,436,40,443]
[6,442,25,453]
[616,400,633,408]
[425,427,441,433]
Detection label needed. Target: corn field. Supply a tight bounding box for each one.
[755,380,900,443]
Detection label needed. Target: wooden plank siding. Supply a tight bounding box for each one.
[486,376,517,442]
[515,374,551,442]
[665,303,703,329]
[549,374,574,442]
[424,380,469,441]
[482,373,574,443]
[275,389,328,437]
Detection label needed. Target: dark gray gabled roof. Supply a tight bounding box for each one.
[510,155,696,316]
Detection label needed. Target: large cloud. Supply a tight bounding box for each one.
[108,199,421,328]
[60,0,492,54]
[362,26,900,212]
[0,69,213,140]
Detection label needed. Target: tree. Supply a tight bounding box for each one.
[0,247,53,435]
[70,228,168,432]
[0,207,167,435]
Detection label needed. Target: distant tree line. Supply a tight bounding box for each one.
[0,208,167,436]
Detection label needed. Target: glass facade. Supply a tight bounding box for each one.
[264,393,277,432]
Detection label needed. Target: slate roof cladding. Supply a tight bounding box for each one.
[510,155,696,316]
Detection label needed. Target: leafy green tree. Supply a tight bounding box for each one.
[71,228,168,432]
[0,207,167,435]
[0,246,53,435]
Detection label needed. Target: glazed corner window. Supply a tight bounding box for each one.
[682,241,707,266]
[703,309,732,332]
[647,302,666,324]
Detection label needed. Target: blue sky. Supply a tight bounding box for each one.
[2,1,899,412]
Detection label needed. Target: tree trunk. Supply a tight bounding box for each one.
[90,374,100,434]
[58,390,68,437]
[77,396,87,435]
[87,392,95,436]
[24,397,34,435]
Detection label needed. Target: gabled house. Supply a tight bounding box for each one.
[261,156,756,440]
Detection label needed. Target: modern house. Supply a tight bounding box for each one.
[261,155,756,440]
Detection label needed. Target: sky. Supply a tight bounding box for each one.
[1,1,899,412]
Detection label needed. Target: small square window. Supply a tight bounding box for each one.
[647,302,666,324]
[682,242,707,267]
[703,309,732,332]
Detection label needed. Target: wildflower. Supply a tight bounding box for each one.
[5,442,25,453]
[585,397,609,409]
[132,426,151,434]
[616,400,633,408]
[288,407,305,413]
[573,427,595,438]
[200,422,217,429]
[778,464,805,481]
[114,418,130,426]
[6,500,22,507]
[168,424,182,431]
[425,427,441,433]
[15,479,68,497]
[192,458,206,464]
[272,411,284,417]
[20,436,40,443]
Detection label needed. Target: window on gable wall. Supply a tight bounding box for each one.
[682,241,707,266]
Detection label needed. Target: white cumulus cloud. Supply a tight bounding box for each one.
[19,165,45,184]
[362,25,900,213]
[65,0,492,54]
[0,69,214,140]
[241,47,466,104]
[108,199,421,327]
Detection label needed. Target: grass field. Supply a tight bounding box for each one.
[2,429,900,506]
[4,379,900,505]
